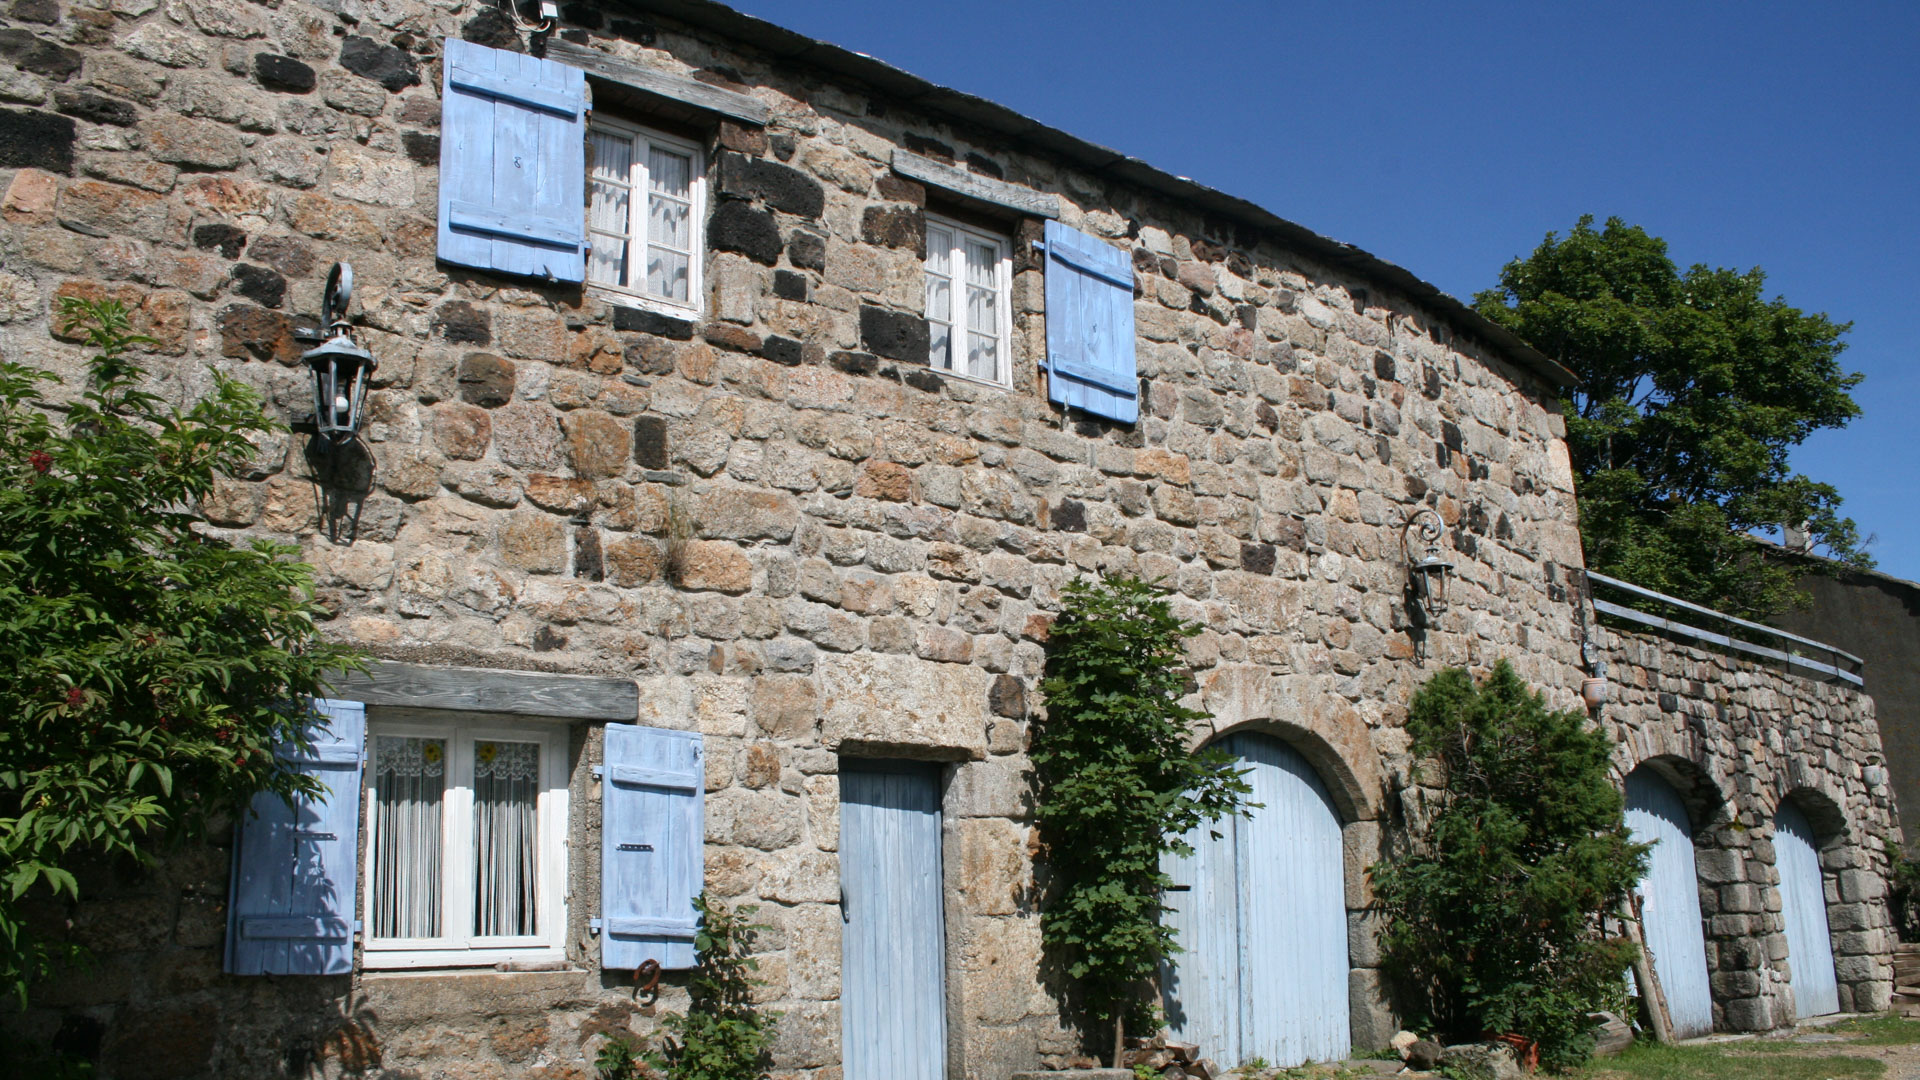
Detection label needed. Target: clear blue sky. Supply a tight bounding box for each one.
[726,0,1920,583]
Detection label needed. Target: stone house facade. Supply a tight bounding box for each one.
[0,0,1896,1076]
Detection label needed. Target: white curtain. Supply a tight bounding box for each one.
[964,238,999,381]
[588,129,634,287]
[373,736,444,939]
[473,740,539,937]
[645,145,694,301]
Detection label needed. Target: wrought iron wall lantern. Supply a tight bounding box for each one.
[1402,506,1454,624]
[301,263,377,447]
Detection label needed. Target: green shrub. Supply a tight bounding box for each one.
[1033,574,1251,1046]
[0,299,362,1009]
[1372,662,1646,1069]
[647,894,777,1080]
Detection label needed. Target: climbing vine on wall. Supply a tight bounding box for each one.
[1371,662,1647,1069]
[1033,574,1251,1055]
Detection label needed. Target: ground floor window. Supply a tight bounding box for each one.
[362,717,569,968]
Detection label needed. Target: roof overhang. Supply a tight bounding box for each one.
[603,0,1578,390]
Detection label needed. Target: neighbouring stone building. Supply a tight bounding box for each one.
[1769,551,1920,855]
[0,0,1897,1076]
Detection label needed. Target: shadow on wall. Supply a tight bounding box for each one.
[281,995,384,1077]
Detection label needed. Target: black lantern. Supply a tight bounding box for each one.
[1403,506,1454,622]
[303,263,377,445]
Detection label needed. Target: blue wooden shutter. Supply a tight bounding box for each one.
[226,699,364,975]
[438,37,588,282]
[1044,219,1138,423]
[601,724,704,970]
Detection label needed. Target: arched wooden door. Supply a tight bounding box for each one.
[1162,733,1349,1067]
[1624,768,1715,1038]
[1776,800,1840,1018]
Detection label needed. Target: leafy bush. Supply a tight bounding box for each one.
[1033,574,1251,1048]
[1371,662,1646,1069]
[646,894,777,1080]
[0,299,362,1008]
[595,1033,647,1080]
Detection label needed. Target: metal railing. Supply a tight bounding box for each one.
[1585,571,1864,688]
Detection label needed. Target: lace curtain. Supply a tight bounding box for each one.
[373,736,445,939]
[474,740,539,937]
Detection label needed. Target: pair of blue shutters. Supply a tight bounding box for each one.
[437,40,1141,424]
[225,700,704,975]
[438,37,589,282]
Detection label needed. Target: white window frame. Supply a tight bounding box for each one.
[585,115,707,317]
[924,213,1013,388]
[360,715,570,970]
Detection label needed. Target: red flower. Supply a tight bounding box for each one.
[30,451,52,474]
[65,686,84,707]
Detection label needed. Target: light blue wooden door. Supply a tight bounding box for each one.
[840,762,947,1080]
[1163,733,1349,1067]
[1625,769,1715,1037]
[1776,800,1840,1018]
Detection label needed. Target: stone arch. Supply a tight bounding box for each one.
[1197,665,1383,823]
[1766,781,1849,844]
[1208,717,1380,826]
[1616,732,1739,834]
[1625,752,1736,838]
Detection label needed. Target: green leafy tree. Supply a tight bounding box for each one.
[1033,574,1252,1057]
[645,894,777,1080]
[1372,662,1646,1069]
[1474,215,1867,618]
[0,299,363,1008]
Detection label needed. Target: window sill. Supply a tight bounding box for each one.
[929,364,1015,393]
[359,961,585,979]
[361,946,568,971]
[589,284,702,324]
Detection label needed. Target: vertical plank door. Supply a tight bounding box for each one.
[1163,733,1349,1068]
[1625,769,1716,1037]
[840,761,947,1080]
[1776,800,1840,1017]
[1234,733,1350,1066]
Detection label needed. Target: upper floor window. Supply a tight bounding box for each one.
[588,117,706,310]
[925,213,1011,387]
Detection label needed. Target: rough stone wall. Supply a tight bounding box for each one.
[1601,625,1897,1030]
[0,0,1701,1076]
